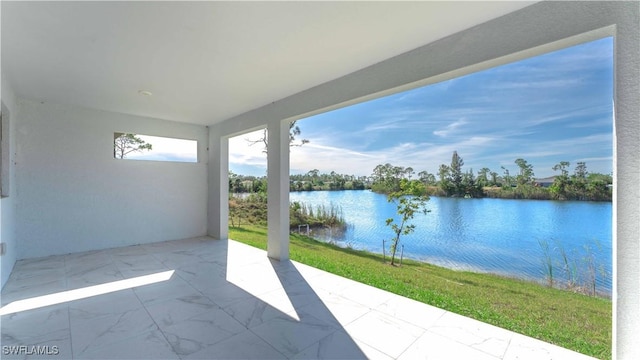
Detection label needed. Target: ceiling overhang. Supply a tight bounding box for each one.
[1,1,537,125]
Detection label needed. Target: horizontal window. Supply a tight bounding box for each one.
[113,133,197,163]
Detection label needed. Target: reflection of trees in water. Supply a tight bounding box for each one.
[304,224,354,248]
[437,198,464,240]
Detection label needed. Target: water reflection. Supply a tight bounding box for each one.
[289,190,612,294]
[304,224,351,245]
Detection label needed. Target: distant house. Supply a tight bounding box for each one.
[534,176,557,188]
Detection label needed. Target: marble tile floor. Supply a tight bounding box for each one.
[1,236,595,360]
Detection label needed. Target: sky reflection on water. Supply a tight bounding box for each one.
[290,190,612,294]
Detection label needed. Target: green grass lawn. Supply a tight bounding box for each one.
[229,225,611,359]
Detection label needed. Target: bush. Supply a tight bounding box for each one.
[228,195,347,231]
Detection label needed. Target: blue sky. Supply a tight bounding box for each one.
[230,37,613,179]
[126,135,197,163]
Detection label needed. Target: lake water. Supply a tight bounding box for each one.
[289,190,612,294]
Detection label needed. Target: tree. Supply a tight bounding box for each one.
[418,170,436,185]
[551,161,571,199]
[247,120,309,153]
[229,171,248,193]
[477,167,490,187]
[462,169,481,197]
[114,133,152,159]
[404,167,415,180]
[307,169,320,184]
[572,161,588,200]
[514,158,534,185]
[253,178,267,193]
[489,171,499,186]
[371,163,404,193]
[552,161,570,177]
[440,151,466,196]
[501,166,512,187]
[586,172,611,201]
[385,179,429,266]
[438,164,451,193]
[449,151,464,196]
[574,162,588,180]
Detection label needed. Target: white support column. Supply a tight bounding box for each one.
[267,120,290,261]
[613,6,640,359]
[207,126,229,240]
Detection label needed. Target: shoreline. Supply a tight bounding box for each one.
[235,187,613,202]
[308,233,612,299]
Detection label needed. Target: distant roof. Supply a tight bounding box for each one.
[534,176,557,183]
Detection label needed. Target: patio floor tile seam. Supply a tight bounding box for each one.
[241,327,290,359]
[394,329,426,360]
[66,302,74,360]
[130,282,180,359]
[501,335,514,360]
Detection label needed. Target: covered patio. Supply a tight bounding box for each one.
[1,236,594,359]
[1,1,638,359]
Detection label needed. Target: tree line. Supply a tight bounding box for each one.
[229,170,368,194]
[370,151,612,201]
[229,151,612,201]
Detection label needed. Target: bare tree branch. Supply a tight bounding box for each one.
[245,121,309,153]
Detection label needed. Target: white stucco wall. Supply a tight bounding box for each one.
[1,73,18,289]
[14,99,208,259]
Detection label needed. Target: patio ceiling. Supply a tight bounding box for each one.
[1,1,536,126]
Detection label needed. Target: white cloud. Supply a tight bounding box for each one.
[289,142,377,175]
[489,77,584,91]
[489,38,612,77]
[433,118,467,137]
[526,104,611,127]
[362,118,406,132]
[575,156,612,163]
[230,128,611,178]
[228,130,268,167]
[287,135,498,177]
[567,116,612,129]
